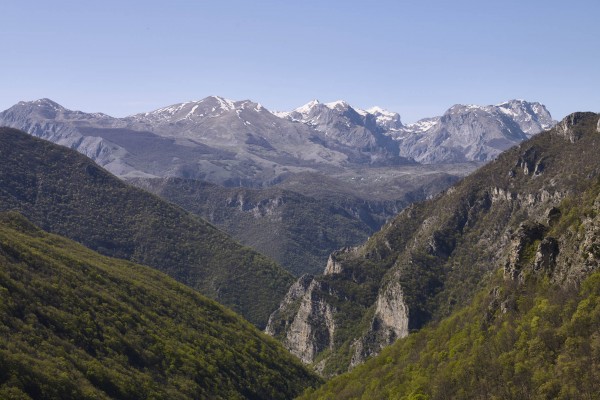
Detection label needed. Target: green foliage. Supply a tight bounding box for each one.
[301,270,600,400]
[0,212,321,399]
[0,128,294,327]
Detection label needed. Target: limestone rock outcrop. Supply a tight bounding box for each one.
[266,275,336,364]
[555,112,597,143]
[350,280,409,368]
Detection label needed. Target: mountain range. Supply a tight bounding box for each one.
[0,97,554,186]
[278,98,554,164]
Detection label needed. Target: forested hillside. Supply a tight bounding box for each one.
[0,211,320,399]
[0,127,293,327]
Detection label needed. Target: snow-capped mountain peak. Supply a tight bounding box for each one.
[278,100,405,132]
[277,99,354,122]
[494,99,555,133]
[366,106,389,115]
[364,106,403,130]
[440,100,555,136]
[294,99,321,114]
[291,99,354,115]
[392,99,557,164]
[131,96,250,124]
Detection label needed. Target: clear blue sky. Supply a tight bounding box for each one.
[1,0,598,123]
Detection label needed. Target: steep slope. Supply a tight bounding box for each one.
[301,167,600,399]
[0,211,320,400]
[393,100,555,163]
[267,112,599,375]
[0,127,294,327]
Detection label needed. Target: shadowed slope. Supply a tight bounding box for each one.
[0,127,294,327]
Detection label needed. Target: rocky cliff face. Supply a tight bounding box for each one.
[349,279,409,368]
[265,275,336,365]
[324,247,358,275]
[555,111,594,143]
[300,169,600,399]
[266,112,599,376]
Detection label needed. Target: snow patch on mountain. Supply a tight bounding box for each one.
[214,96,236,111]
[295,100,320,114]
[365,107,403,131]
[30,98,66,111]
[324,100,351,110]
[405,117,440,133]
